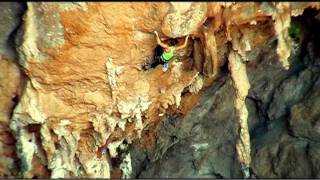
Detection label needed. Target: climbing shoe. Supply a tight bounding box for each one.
[162,62,169,72]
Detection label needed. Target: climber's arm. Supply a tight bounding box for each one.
[154,31,170,49]
[175,35,190,51]
[160,37,168,41]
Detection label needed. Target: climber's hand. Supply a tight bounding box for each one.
[154,31,158,36]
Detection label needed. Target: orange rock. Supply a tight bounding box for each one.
[3,2,320,178]
[0,58,21,177]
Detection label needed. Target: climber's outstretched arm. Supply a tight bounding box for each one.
[175,35,190,51]
[154,31,170,49]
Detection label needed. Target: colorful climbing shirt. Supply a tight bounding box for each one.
[161,47,175,62]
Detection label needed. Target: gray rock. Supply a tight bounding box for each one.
[131,32,320,178]
[131,77,242,178]
[309,143,320,178]
[0,2,25,59]
[289,74,320,142]
[267,66,318,121]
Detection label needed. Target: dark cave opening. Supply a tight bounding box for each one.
[293,8,320,64]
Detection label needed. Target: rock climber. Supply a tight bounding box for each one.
[152,31,190,72]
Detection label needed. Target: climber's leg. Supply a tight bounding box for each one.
[151,54,163,68]
[151,45,164,69]
[151,58,161,68]
[162,62,169,72]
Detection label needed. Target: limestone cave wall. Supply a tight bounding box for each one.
[0,2,320,178]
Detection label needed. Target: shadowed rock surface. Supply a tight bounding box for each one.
[0,2,320,178]
[130,9,320,178]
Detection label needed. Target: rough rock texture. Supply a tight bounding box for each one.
[0,2,25,177]
[0,2,320,178]
[9,2,199,178]
[129,6,320,179]
[228,50,251,175]
[131,17,320,177]
[131,76,243,178]
[0,59,21,177]
[161,2,207,38]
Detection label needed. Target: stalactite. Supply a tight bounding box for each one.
[193,39,204,73]
[273,2,292,70]
[203,24,220,78]
[228,50,251,178]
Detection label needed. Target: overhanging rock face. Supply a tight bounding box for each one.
[161,2,207,38]
[0,2,319,178]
